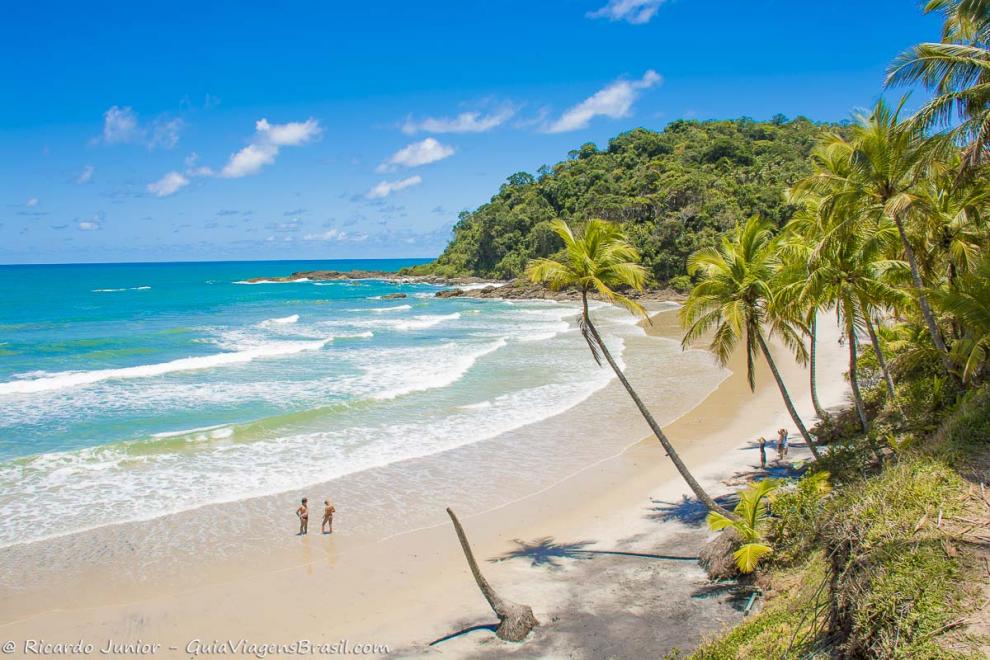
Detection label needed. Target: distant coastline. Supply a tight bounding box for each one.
[243,268,686,302]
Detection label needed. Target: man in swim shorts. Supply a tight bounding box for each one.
[297,497,309,535]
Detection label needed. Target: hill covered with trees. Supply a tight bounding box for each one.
[407,117,845,286]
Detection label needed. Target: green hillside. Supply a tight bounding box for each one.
[408,117,844,285]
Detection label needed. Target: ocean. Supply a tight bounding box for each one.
[0,259,661,549]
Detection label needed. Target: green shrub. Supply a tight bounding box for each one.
[768,471,832,565]
[667,275,693,293]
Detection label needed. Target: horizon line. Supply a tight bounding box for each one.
[0,256,438,268]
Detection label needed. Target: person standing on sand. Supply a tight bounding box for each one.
[322,499,335,534]
[296,497,309,535]
[778,428,790,460]
[758,437,767,469]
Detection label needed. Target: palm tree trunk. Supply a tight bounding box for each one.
[580,294,736,520]
[846,317,870,433]
[891,213,953,371]
[864,314,897,401]
[755,333,822,460]
[809,315,829,422]
[446,508,538,641]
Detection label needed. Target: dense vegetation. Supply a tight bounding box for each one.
[520,1,990,657]
[407,118,843,286]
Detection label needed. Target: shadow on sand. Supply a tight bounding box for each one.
[647,494,739,526]
[428,623,499,647]
[491,537,698,570]
[691,581,760,611]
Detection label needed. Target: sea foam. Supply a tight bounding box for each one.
[0,338,335,394]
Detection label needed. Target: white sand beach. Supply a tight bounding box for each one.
[0,307,850,658]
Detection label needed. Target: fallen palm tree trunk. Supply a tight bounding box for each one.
[446,508,538,642]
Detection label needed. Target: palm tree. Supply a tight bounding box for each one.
[526,219,735,519]
[706,479,781,574]
[913,163,989,289]
[887,0,990,168]
[931,257,990,382]
[681,215,822,460]
[775,201,832,423]
[794,100,955,372]
[792,207,906,424]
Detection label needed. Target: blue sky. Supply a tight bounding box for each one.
[0,0,943,264]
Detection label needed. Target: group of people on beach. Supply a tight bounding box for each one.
[295,497,335,535]
[757,428,790,468]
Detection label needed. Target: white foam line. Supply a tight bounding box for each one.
[233,278,311,285]
[92,286,151,292]
[0,338,335,395]
[372,338,507,400]
[151,423,233,439]
[261,314,300,325]
[348,305,412,313]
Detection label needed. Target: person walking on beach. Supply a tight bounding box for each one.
[296,497,309,535]
[777,428,790,460]
[758,436,767,469]
[321,499,335,534]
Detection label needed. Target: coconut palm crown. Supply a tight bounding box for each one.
[526,218,648,361]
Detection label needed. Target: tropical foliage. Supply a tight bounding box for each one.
[410,118,841,282]
[706,479,782,574]
[525,219,735,519]
[680,215,822,459]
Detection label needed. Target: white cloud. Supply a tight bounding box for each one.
[25,197,38,207]
[402,108,514,135]
[377,138,454,173]
[184,152,213,177]
[100,106,183,149]
[304,228,367,242]
[588,0,668,24]
[366,175,423,199]
[102,106,142,144]
[221,143,279,178]
[77,213,103,231]
[545,70,661,133]
[255,118,321,146]
[147,171,190,197]
[76,165,94,183]
[220,118,321,178]
[149,118,184,149]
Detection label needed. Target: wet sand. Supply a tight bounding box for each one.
[0,308,849,658]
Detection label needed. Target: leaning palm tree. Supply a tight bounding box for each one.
[681,215,822,460]
[526,219,734,518]
[887,0,990,168]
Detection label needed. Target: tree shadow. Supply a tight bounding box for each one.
[428,623,499,647]
[647,494,739,526]
[691,581,760,611]
[491,536,698,570]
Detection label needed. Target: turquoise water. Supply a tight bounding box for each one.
[0,260,633,547]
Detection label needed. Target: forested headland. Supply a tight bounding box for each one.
[405,118,846,289]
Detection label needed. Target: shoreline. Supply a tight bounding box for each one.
[239,270,686,302]
[0,307,850,657]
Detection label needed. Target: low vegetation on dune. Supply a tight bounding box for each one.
[687,383,990,659]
